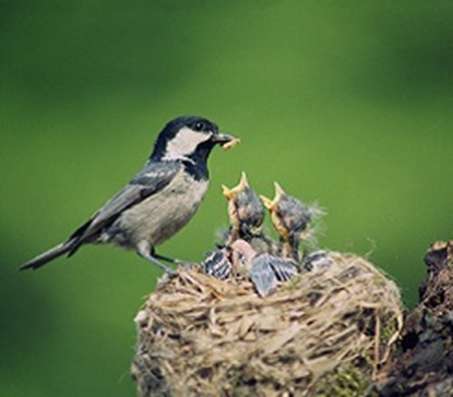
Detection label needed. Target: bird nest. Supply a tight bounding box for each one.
[131,252,403,397]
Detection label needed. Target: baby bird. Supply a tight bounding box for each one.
[222,173,267,248]
[230,239,298,297]
[261,183,317,262]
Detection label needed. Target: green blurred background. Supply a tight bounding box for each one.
[1,1,452,396]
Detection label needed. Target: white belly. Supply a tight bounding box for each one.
[111,171,209,248]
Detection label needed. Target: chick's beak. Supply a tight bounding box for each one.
[212,132,240,150]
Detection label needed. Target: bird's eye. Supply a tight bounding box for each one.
[194,122,204,131]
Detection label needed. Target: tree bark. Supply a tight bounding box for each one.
[379,240,453,397]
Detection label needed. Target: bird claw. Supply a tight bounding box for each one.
[165,270,178,279]
[175,260,199,271]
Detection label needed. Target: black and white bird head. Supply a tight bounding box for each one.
[150,116,239,166]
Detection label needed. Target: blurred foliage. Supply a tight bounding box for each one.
[1,1,452,396]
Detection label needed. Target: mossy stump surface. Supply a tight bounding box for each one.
[131,253,402,397]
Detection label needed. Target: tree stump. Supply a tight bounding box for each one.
[379,241,453,397]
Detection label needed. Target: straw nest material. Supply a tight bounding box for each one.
[131,252,403,397]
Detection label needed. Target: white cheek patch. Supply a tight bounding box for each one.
[164,127,212,160]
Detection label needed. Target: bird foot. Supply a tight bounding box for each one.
[137,247,177,275]
[176,261,198,270]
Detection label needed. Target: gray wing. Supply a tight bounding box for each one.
[67,161,181,253]
[270,257,298,282]
[202,249,232,280]
[302,250,332,272]
[250,255,278,297]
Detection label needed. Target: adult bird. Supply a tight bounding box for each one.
[20,116,239,273]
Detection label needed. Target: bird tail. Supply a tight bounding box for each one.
[19,240,75,271]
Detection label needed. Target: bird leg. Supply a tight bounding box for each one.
[151,247,196,269]
[151,248,180,264]
[137,242,176,275]
[141,253,177,274]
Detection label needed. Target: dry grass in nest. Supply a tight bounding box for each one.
[131,253,403,397]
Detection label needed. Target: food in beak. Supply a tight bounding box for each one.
[221,136,240,150]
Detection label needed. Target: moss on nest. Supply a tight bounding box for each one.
[131,253,403,397]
